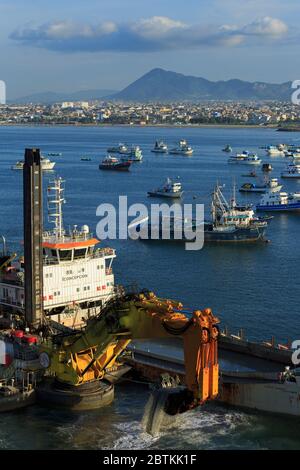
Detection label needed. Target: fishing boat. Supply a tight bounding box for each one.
[281,162,300,178]
[287,144,300,151]
[11,157,55,171]
[239,178,282,194]
[284,145,300,158]
[131,183,270,243]
[151,141,168,153]
[147,178,183,198]
[122,146,143,162]
[277,143,286,151]
[228,151,261,165]
[256,191,300,212]
[0,381,36,412]
[262,163,273,172]
[266,146,284,156]
[107,143,129,154]
[222,145,232,153]
[81,157,92,161]
[48,152,62,157]
[169,139,193,156]
[203,184,270,242]
[99,155,131,171]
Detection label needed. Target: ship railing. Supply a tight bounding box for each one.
[43,231,95,243]
[0,297,24,307]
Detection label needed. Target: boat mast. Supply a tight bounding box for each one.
[231,179,237,209]
[47,176,65,239]
[211,186,217,225]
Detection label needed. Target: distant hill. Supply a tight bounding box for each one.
[112,68,292,102]
[11,89,117,104]
[10,69,293,104]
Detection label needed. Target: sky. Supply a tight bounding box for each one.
[0,0,299,98]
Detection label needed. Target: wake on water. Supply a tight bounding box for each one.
[109,404,259,450]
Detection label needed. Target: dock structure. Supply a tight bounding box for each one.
[23,148,44,328]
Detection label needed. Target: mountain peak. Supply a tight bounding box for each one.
[113,69,291,102]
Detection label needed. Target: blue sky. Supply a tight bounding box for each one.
[0,0,299,98]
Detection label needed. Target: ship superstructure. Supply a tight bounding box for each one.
[0,177,116,328]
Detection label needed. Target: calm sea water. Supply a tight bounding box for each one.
[0,125,300,449]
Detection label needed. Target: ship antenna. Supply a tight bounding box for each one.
[232,178,236,208]
[47,176,65,239]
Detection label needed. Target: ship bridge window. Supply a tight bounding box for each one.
[59,249,72,261]
[74,248,87,259]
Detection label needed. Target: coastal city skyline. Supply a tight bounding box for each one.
[0,0,299,99]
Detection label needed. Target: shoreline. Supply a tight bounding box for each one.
[0,122,280,130]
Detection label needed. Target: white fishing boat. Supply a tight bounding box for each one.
[266,146,284,156]
[151,141,168,153]
[228,151,261,165]
[169,139,193,156]
[148,178,183,198]
[11,157,55,171]
[107,143,129,155]
[239,178,282,194]
[281,162,300,178]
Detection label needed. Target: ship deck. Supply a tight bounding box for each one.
[128,337,290,376]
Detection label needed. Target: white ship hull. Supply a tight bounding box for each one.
[229,160,261,165]
[12,161,56,171]
[267,151,284,156]
[240,186,282,193]
[169,150,193,156]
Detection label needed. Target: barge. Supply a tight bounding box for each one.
[126,331,298,418]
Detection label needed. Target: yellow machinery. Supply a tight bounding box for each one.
[0,253,17,272]
[38,291,219,412]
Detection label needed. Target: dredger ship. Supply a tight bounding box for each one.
[0,176,116,329]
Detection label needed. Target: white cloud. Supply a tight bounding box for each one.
[242,16,288,36]
[132,16,186,39]
[10,16,289,53]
